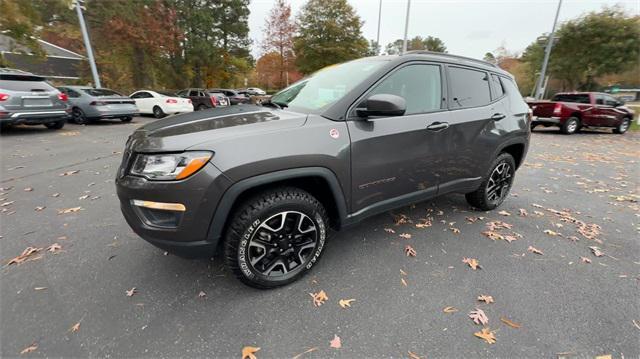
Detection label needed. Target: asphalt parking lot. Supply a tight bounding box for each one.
[1,117,639,358]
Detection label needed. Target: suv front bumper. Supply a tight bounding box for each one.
[115,162,232,258]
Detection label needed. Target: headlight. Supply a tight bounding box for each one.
[130,151,212,180]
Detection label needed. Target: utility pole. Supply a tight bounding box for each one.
[376,0,382,55]
[402,0,411,54]
[534,0,562,99]
[73,0,101,88]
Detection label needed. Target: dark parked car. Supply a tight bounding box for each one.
[208,88,250,105]
[57,86,138,124]
[528,92,634,134]
[0,68,70,130]
[116,52,531,288]
[176,88,229,110]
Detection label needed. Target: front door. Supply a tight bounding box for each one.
[347,63,447,214]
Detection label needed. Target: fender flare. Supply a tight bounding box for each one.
[491,137,528,169]
[206,167,349,247]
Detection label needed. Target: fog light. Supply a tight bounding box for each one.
[132,199,186,212]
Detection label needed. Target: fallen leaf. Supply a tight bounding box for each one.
[595,355,612,359]
[462,257,481,270]
[1,201,14,207]
[291,347,319,359]
[503,234,519,243]
[70,322,80,332]
[338,299,355,308]
[401,278,408,287]
[126,287,137,297]
[59,170,79,176]
[384,228,395,234]
[309,290,328,307]
[451,228,461,234]
[580,256,592,263]
[589,246,604,257]
[58,206,82,215]
[24,187,33,192]
[7,246,43,265]
[20,344,38,355]
[404,245,417,257]
[543,229,558,236]
[408,351,422,359]
[47,243,62,253]
[528,246,544,255]
[198,291,207,298]
[469,308,489,325]
[477,295,494,304]
[399,269,407,276]
[329,334,341,349]
[34,287,47,291]
[35,206,45,211]
[242,346,260,359]
[78,195,90,200]
[518,208,528,216]
[482,231,504,241]
[500,317,522,329]
[443,306,458,313]
[399,233,412,239]
[498,210,511,216]
[52,193,60,197]
[474,327,496,344]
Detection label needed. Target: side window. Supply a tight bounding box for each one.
[490,74,504,99]
[189,90,199,97]
[366,64,442,115]
[448,66,491,109]
[67,89,81,98]
[604,95,617,106]
[595,94,605,105]
[131,92,143,99]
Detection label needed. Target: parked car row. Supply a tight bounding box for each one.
[0,67,267,130]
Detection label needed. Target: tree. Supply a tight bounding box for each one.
[385,35,446,55]
[483,52,496,63]
[293,0,368,74]
[261,0,296,88]
[366,40,380,56]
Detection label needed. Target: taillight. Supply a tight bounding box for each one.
[90,101,107,106]
[187,99,192,104]
[166,99,177,104]
[58,93,68,102]
[0,93,9,101]
[210,96,217,107]
[553,103,562,116]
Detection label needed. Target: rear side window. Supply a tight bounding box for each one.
[448,66,491,109]
[367,64,442,115]
[83,88,121,97]
[551,94,590,104]
[490,74,504,99]
[0,78,55,92]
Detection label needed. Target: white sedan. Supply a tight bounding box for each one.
[129,90,193,118]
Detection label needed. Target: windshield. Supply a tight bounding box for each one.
[552,94,590,104]
[270,59,388,112]
[157,91,177,97]
[82,88,122,97]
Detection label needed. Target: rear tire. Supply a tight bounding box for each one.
[466,153,516,211]
[197,104,207,111]
[152,106,166,118]
[561,117,580,135]
[613,118,631,134]
[120,116,133,122]
[45,120,65,130]
[224,187,329,289]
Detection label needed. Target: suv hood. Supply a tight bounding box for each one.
[128,105,307,152]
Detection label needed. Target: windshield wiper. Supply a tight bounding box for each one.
[261,98,288,109]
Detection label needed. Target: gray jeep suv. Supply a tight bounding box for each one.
[0,68,71,130]
[116,52,531,288]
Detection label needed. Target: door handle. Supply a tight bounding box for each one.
[426,122,449,131]
[490,113,506,121]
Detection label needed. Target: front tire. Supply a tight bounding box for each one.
[224,187,329,289]
[613,118,631,134]
[45,120,65,130]
[466,153,516,211]
[120,116,133,122]
[561,117,580,135]
[152,106,166,118]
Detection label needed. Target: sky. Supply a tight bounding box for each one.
[248,0,639,59]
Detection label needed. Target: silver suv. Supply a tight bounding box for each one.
[0,68,71,130]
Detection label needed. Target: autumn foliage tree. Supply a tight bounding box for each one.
[261,0,296,88]
[385,36,447,55]
[293,0,368,74]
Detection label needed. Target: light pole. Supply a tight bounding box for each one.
[73,0,101,88]
[534,0,562,99]
[402,0,411,54]
[376,0,382,55]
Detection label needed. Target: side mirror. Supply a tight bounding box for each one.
[616,100,625,107]
[356,94,406,118]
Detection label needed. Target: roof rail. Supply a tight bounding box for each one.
[403,50,498,68]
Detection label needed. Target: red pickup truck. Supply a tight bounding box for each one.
[528,92,634,135]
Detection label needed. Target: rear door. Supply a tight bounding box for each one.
[131,91,152,113]
[601,95,623,126]
[437,65,497,190]
[347,62,446,213]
